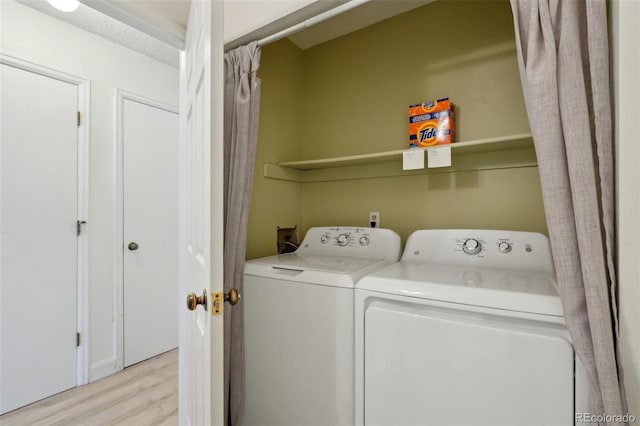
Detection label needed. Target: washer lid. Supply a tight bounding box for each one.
[247,253,384,274]
[358,263,564,317]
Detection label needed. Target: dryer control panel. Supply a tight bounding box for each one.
[296,227,402,262]
[402,229,554,273]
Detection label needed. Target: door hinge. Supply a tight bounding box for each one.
[77,111,81,126]
[77,220,86,236]
[76,332,80,347]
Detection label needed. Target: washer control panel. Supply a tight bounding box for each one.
[456,238,515,257]
[317,228,374,248]
[462,238,482,255]
[297,227,402,262]
[336,233,350,246]
[497,241,512,253]
[454,236,521,258]
[403,229,554,273]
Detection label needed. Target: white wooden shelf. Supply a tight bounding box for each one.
[264,133,536,183]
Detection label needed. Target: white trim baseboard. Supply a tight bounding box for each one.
[88,358,117,382]
[76,79,91,387]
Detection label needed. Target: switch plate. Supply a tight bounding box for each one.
[369,211,380,228]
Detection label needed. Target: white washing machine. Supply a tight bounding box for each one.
[355,229,588,426]
[243,226,402,426]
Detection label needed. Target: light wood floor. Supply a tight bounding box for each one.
[0,349,178,426]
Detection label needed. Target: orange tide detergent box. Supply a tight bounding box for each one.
[408,98,455,147]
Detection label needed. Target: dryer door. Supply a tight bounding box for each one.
[363,298,574,426]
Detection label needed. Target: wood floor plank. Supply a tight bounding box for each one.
[0,349,178,426]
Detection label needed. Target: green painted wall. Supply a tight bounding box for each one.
[302,0,530,158]
[246,39,304,259]
[302,168,547,243]
[248,0,547,256]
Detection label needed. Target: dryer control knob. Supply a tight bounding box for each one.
[359,236,370,246]
[337,234,350,246]
[497,241,512,253]
[320,235,330,243]
[462,238,482,255]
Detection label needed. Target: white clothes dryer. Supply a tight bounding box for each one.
[355,229,588,426]
[243,226,401,426]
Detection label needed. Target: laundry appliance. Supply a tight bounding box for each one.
[243,226,402,426]
[355,229,587,426]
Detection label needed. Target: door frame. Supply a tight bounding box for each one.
[114,89,179,371]
[0,53,91,386]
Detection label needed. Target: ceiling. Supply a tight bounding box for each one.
[17,0,433,68]
[287,0,432,49]
[17,0,181,67]
[131,0,191,27]
[80,0,435,51]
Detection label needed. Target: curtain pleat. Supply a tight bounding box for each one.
[223,41,261,426]
[510,1,627,423]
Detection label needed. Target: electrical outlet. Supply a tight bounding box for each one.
[369,211,380,228]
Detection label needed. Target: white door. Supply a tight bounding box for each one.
[123,97,179,367]
[0,63,78,414]
[178,1,225,425]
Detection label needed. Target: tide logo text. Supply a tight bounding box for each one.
[419,126,439,145]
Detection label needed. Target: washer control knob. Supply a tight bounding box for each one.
[359,236,370,246]
[497,241,512,253]
[320,235,330,243]
[462,238,482,255]
[337,234,350,246]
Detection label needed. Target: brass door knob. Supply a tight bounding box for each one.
[186,289,208,311]
[225,288,239,305]
[128,242,139,251]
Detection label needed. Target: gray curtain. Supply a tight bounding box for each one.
[223,41,261,426]
[510,0,627,423]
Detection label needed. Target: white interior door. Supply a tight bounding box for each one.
[0,63,78,414]
[178,1,225,425]
[123,96,179,367]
